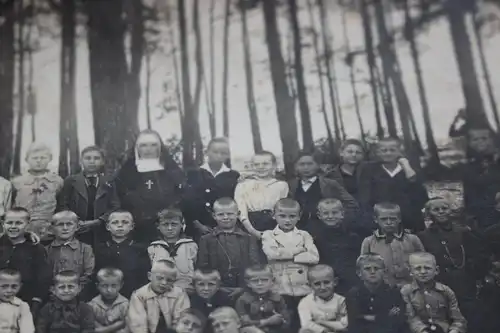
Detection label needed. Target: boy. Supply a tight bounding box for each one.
[176,309,207,333]
[45,211,95,300]
[235,265,288,333]
[88,268,129,333]
[148,207,198,292]
[184,137,240,239]
[197,198,261,296]
[36,270,95,333]
[12,143,64,240]
[334,139,366,199]
[360,202,425,287]
[94,210,151,299]
[297,265,348,333]
[307,198,363,295]
[127,260,190,333]
[262,198,319,331]
[401,252,467,333]
[0,269,35,333]
[190,269,232,317]
[235,151,289,238]
[57,145,120,246]
[358,137,428,232]
[209,307,243,333]
[0,175,12,219]
[0,208,51,311]
[289,151,359,229]
[346,254,407,333]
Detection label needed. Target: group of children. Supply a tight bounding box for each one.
[0,132,499,333]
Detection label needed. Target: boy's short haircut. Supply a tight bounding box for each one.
[317,198,343,211]
[294,150,321,165]
[274,198,301,212]
[193,269,221,282]
[373,202,401,217]
[307,264,335,281]
[25,142,52,160]
[340,139,364,152]
[53,270,80,285]
[180,309,208,329]
[213,197,238,210]
[424,197,450,213]
[96,268,124,283]
[254,150,277,165]
[208,307,240,325]
[207,137,229,151]
[244,264,273,280]
[4,207,30,219]
[157,206,184,223]
[0,268,22,280]
[376,137,402,148]
[52,210,79,224]
[150,259,177,275]
[356,253,386,271]
[81,145,105,160]
[409,252,437,266]
[108,210,134,223]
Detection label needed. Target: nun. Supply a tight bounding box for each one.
[114,130,185,243]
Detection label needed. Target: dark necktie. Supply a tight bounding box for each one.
[87,176,97,188]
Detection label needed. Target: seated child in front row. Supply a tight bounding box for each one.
[401,252,467,333]
[127,260,190,333]
[209,307,249,333]
[0,269,35,333]
[197,198,261,297]
[262,198,319,331]
[298,265,348,333]
[175,309,208,333]
[88,268,129,333]
[308,198,362,295]
[45,211,95,301]
[235,265,289,333]
[94,210,151,299]
[190,269,232,317]
[346,254,408,333]
[148,207,198,292]
[360,202,425,287]
[36,270,95,333]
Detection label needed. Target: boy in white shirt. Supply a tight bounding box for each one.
[0,269,34,333]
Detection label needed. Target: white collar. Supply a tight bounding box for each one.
[136,158,164,173]
[273,226,299,235]
[382,164,402,178]
[301,176,318,184]
[201,163,231,177]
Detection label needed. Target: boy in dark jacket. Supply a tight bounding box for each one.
[307,198,363,295]
[190,269,232,317]
[57,145,120,246]
[0,207,51,315]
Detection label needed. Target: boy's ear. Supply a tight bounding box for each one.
[435,265,440,275]
[333,277,339,286]
[147,272,152,282]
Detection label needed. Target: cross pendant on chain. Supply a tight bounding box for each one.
[145,180,154,190]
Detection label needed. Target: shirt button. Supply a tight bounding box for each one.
[205,189,211,193]
[370,297,374,302]
[369,306,373,310]
[205,203,210,207]
[425,304,431,309]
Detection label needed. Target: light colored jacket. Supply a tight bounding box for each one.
[88,294,129,333]
[0,176,12,218]
[0,297,34,333]
[262,227,319,296]
[127,284,190,333]
[147,238,198,290]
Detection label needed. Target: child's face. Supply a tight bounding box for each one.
[157,217,183,240]
[213,205,238,230]
[377,142,401,164]
[106,213,134,238]
[375,209,401,234]
[409,256,438,284]
[274,206,300,232]
[97,276,122,302]
[469,129,493,153]
[52,277,81,302]
[358,262,385,285]
[81,150,104,174]
[3,212,29,240]
[252,155,275,178]
[341,144,364,165]
[176,313,204,333]
[211,314,240,333]
[295,156,319,178]
[246,271,274,295]
[148,269,176,294]
[207,142,230,165]
[317,204,344,227]
[195,275,220,300]
[0,275,21,302]
[52,218,78,241]
[26,150,51,171]
[309,270,336,300]
[427,200,452,224]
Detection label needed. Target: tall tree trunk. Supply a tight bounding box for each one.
[192,0,204,164]
[472,1,499,129]
[178,0,195,167]
[262,0,300,175]
[221,0,231,138]
[167,15,183,121]
[288,0,313,150]
[359,0,384,138]
[27,1,35,143]
[341,3,365,144]
[445,0,488,128]
[333,70,346,140]
[0,8,15,177]
[286,30,298,110]
[13,0,25,175]
[404,0,440,168]
[240,3,263,152]
[145,49,152,129]
[87,0,129,170]
[208,0,216,137]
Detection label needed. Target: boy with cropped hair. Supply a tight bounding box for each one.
[190,269,231,317]
[0,268,35,333]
